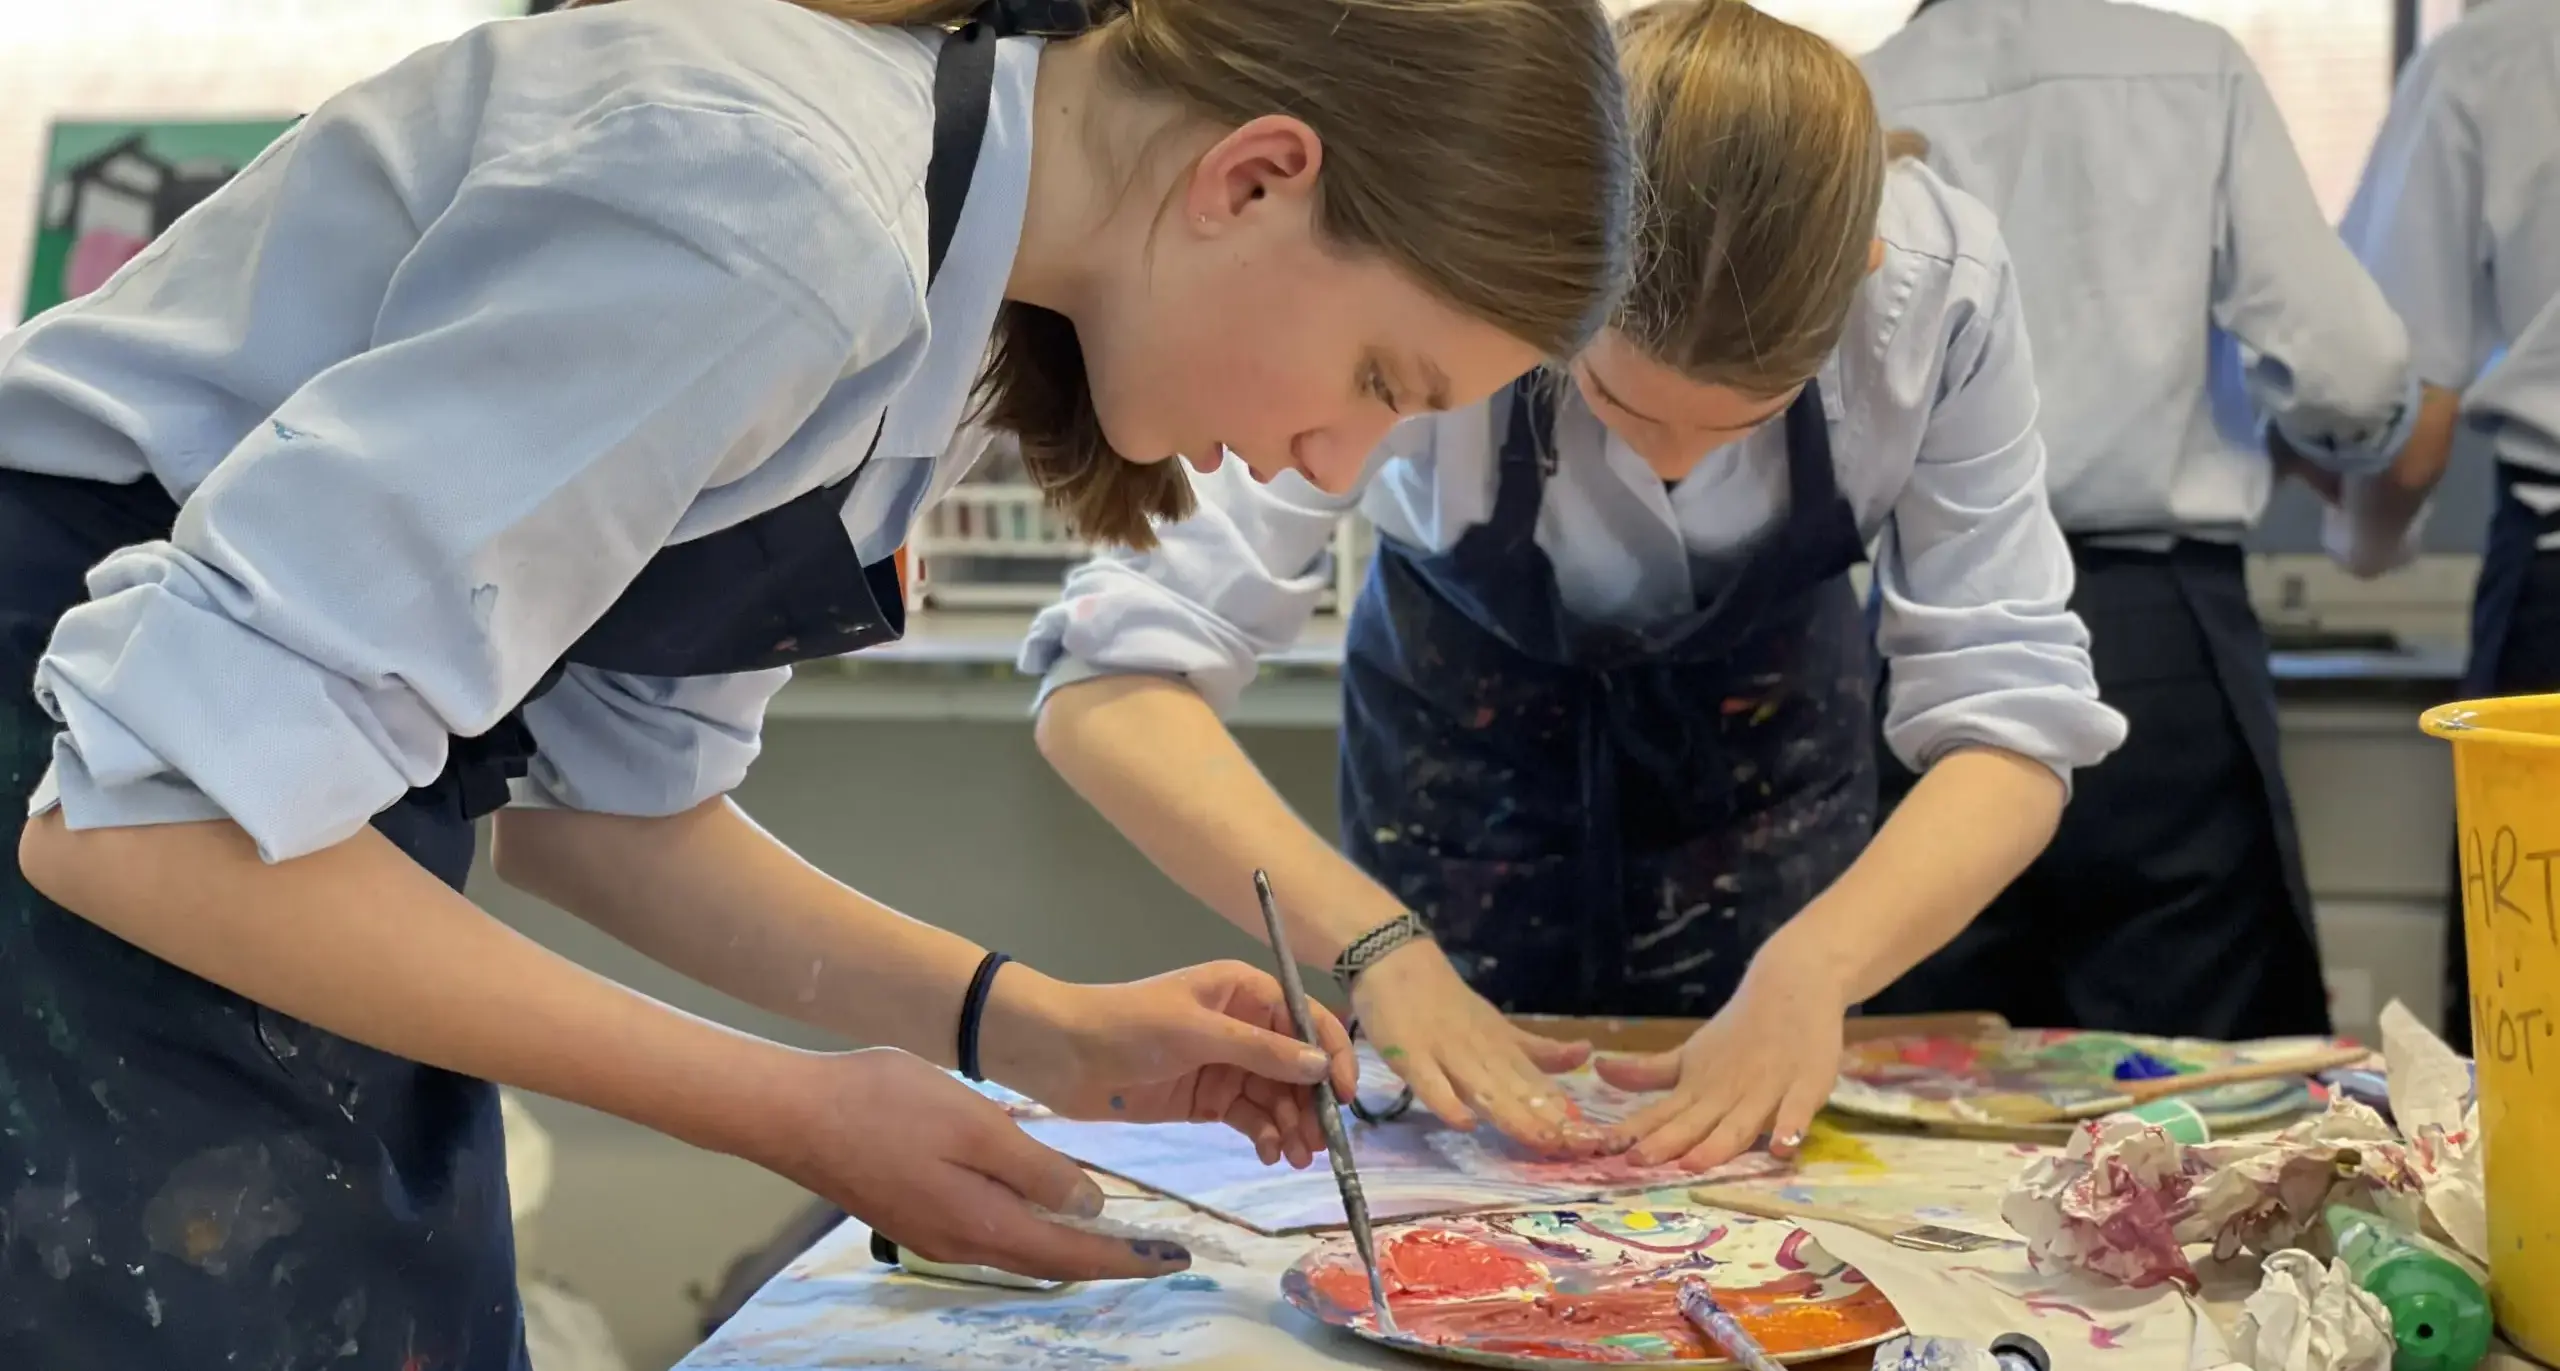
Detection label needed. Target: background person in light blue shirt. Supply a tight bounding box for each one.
[1031,0,2121,1172]
[0,0,1637,1363]
[1861,0,2442,1041]
[2335,0,2560,1054]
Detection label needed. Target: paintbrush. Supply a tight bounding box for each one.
[1252,870,1396,1336]
[1674,1275,1788,1371]
[1687,1185,2017,1254]
[1974,1044,2375,1125]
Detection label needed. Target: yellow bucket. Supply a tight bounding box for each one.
[2423,694,2560,1361]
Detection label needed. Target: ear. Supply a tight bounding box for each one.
[1867,237,1886,274]
[1182,115,1323,232]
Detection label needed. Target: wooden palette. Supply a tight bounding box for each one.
[1827,1030,2337,1133]
[1281,1207,1905,1367]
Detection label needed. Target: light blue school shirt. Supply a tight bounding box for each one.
[2472,293,2560,485]
[1863,0,2420,541]
[1023,161,2127,783]
[2340,0,2560,475]
[0,0,1040,862]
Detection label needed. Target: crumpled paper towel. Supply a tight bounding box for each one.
[2378,999,2487,1263]
[2004,1116,2201,1288]
[2228,1250,2395,1371]
[2006,1103,2431,1289]
[2185,1100,2427,1261]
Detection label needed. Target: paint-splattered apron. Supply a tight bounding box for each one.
[2440,461,2560,1052]
[1871,537,2330,1039]
[0,26,999,1368]
[1339,376,1877,1017]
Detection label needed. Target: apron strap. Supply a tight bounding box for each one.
[1488,373,1560,552]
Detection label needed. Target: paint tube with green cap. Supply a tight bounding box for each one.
[2327,1204,2492,1371]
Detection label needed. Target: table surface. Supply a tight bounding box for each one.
[674,1015,2546,1371]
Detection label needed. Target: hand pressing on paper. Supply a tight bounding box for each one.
[775,1048,1195,1281]
[1598,925,1849,1171]
[982,960,1361,1169]
[1352,940,1603,1156]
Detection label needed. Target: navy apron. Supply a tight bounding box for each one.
[0,25,1001,1368]
[2440,461,2560,1053]
[1869,537,2332,1038]
[1339,376,1877,1017]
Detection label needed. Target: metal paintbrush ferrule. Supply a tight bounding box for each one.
[1253,871,1396,1335]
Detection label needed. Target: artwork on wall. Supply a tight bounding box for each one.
[23,119,297,321]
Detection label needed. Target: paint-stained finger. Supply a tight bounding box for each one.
[1767,1065,1830,1161]
[1610,1092,1686,1155]
[1508,1024,1594,1074]
[1392,1048,1478,1134]
[1489,1042,1583,1154]
[938,1174,1190,1282]
[1682,1087,1783,1173]
[1631,1084,1743,1168]
[1454,1047,1570,1155]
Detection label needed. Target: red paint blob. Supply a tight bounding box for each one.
[1305,1229,1547,1311]
[1896,1038,1981,1072]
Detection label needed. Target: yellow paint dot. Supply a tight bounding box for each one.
[1621,1210,1660,1231]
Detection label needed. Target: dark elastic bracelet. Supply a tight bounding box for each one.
[957,950,1013,1082]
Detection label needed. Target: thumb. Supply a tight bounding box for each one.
[1593,1049,1682,1093]
[1510,1027,1595,1074]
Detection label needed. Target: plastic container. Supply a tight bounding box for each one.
[2327,1204,2492,1371]
[2423,695,2560,1362]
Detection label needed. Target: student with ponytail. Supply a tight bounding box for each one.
[0,0,1632,1363]
[1031,0,2120,1171]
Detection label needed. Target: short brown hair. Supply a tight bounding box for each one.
[573,0,1631,547]
[1614,0,1885,397]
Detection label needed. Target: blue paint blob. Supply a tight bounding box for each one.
[1128,1239,1191,1265]
[1161,1273,1220,1293]
[1109,1095,1126,1112]
[2112,1050,2178,1082]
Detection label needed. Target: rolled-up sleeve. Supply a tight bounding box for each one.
[1022,456,1366,715]
[29,102,915,860]
[1874,244,2127,782]
[2210,52,2419,475]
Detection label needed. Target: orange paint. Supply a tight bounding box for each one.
[1376,1278,1894,1362]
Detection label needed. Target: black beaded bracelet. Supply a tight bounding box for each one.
[1330,911,1431,993]
[957,950,1013,1082]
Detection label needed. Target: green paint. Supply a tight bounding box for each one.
[1380,1046,1408,1061]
